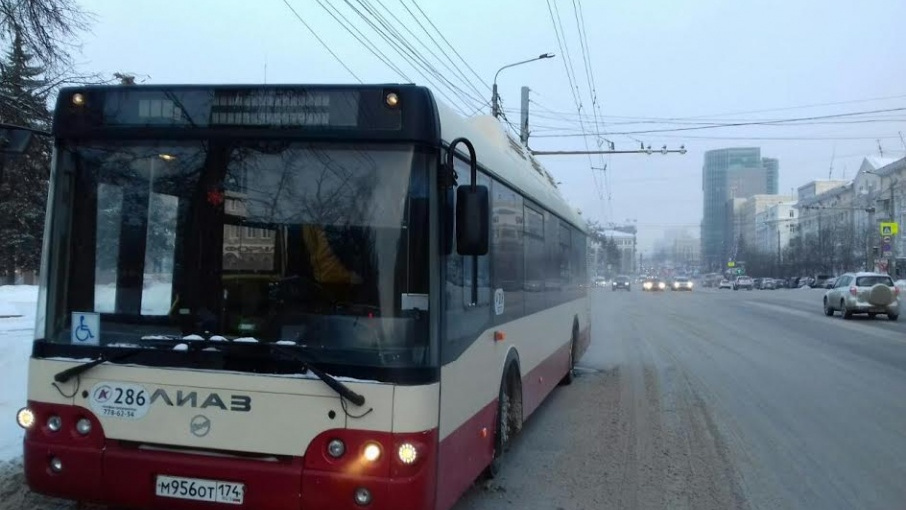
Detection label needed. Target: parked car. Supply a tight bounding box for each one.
[718,279,733,290]
[823,276,837,289]
[733,276,754,290]
[823,272,899,320]
[762,278,776,290]
[811,274,834,288]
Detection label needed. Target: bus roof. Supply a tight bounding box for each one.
[50,83,584,232]
[435,101,585,232]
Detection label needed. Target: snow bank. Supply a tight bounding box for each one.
[0,458,75,509]
[0,286,38,462]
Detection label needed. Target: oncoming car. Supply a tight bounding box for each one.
[718,279,733,290]
[671,277,693,291]
[823,272,900,320]
[612,275,631,291]
[642,278,666,291]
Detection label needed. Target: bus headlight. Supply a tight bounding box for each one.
[76,418,92,435]
[354,487,372,506]
[327,439,346,458]
[47,415,62,432]
[362,442,381,462]
[398,443,418,465]
[16,408,34,429]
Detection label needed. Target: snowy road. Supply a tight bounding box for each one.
[455,286,906,509]
[5,286,906,509]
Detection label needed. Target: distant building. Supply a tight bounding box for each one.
[701,148,779,269]
[672,237,700,266]
[755,201,798,257]
[589,229,637,275]
[738,194,795,250]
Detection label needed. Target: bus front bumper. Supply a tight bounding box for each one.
[23,401,437,510]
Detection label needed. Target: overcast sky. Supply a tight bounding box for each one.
[74,0,906,252]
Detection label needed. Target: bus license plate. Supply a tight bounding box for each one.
[155,475,244,505]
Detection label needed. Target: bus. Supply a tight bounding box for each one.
[13,84,590,510]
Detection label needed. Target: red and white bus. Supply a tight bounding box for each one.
[14,84,590,510]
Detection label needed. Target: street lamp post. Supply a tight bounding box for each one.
[491,53,555,118]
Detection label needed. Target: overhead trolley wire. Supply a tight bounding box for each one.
[282,0,362,82]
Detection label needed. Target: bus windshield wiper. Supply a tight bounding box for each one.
[271,345,366,406]
[53,347,147,383]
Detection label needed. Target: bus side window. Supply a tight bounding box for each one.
[491,180,524,321]
[523,204,545,315]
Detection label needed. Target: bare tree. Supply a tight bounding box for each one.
[0,0,92,72]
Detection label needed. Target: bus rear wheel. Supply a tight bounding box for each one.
[483,365,523,480]
[559,326,578,386]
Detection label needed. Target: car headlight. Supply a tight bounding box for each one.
[658,282,665,289]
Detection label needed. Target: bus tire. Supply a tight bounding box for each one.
[559,324,579,386]
[483,361,522,480]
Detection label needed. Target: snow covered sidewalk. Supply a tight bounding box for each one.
[0,286,38,462]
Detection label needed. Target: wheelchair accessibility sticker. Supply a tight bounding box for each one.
[71,312,100,345]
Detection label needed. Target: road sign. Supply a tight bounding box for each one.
[727,261,736,268]
[883,235,892,244]
[880,222,898,236]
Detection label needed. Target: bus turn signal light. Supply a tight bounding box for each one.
[398,443,418,465]
[494,331,506,342]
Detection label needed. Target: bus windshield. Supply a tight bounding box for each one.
[43,140,430,368]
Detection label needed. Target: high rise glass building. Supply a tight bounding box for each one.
[701,148,779,269]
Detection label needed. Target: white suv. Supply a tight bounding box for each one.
[823,272,900,320]
[733,276,754,290]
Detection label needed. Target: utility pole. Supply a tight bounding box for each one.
[889,179,897,277]
[519,86,530,146]
[491,53,554,118]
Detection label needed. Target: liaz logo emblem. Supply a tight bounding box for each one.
[190,415,211,437]
[93,385,113,403]
[149,389,251,412]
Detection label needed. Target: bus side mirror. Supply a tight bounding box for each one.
[0,126,35,155]
[455,185,489,256]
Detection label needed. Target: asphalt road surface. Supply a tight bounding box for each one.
[455,286,906,510]
[5,286,906,510]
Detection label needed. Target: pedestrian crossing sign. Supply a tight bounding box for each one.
[880,222,898,236]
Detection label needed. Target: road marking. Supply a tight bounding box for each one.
[746,301,904,343]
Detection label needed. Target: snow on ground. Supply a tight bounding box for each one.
[0,286,38,462]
